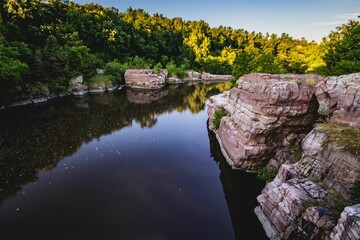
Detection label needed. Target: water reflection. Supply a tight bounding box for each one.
[0,82,231,206]
[0,81,269,239]
[208,125,268,240]
[127,89,169,104]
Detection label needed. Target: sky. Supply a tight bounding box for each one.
[73,0,360,43]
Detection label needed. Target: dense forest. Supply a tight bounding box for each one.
[0,0,359,104]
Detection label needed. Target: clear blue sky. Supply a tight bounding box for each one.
[73,0,359,42]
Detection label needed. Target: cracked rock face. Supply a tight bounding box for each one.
[124,69,168,89]
[257,129,360,239]
[331,204,360,240]
[207,73,321,169]
[315,73,360,125]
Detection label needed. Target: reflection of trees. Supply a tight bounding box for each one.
[0,83,229,204]
[207,125,267,240]
[184,82,231,113]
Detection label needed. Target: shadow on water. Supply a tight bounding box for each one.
[207,125,268,240]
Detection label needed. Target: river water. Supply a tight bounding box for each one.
[0,83,267,240]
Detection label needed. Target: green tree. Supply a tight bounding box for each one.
[319,20,360,76]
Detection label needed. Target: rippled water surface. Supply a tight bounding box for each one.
[0,83,267,240]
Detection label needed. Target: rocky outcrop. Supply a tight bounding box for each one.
[68,75,120,96]
[315,73,360,116]
[68,75,88,96]
[124,69,168,89]
[185,70,201,80]
[331,204,360,240]
[208,73,321,169]
[315,73,360,127]
[207,72,360,239]
[256,128,360,239]
[201,72,232,81]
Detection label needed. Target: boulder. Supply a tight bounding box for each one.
[201,72,232,81]
[185,70,201,80]
[124,69,167,89]
[315,72,360,116]
[68,75,88,96]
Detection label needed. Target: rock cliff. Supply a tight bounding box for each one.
[207,72,360,239]
[124,69,168,90]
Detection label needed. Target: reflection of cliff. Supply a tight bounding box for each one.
[208,126,267,240]
[127,88,169,104]
[0,83,229,205]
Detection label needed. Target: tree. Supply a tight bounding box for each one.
[319,20,360,76]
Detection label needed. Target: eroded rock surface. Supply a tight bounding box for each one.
[315,73,360,119]
[201,72,232,81]
[208,73,321,169]
[257,128,360,239]
[125,69,168,89]
[208,72,360,239]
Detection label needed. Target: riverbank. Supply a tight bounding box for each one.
[1,70,233,110]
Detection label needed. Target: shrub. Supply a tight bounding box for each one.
[166,61,186,79]
[212,109,225,129]
[86,74,115,88]
[153,62,162,74]
[104,61,128,81]
[255,167,277,182]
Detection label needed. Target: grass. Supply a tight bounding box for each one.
[255,166,277,182]
[87,74,116,88]
[287,77,318,87]
[212,109,225,129]
[315,120,360,154]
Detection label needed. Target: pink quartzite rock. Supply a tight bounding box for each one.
[207,73,322,169]
[124,69,168,89]
[201,72,232,81]
[257,129,360,239]
[315,72,360,117]
[332,86,360,127]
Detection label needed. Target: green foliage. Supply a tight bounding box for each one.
[153,62,162,74]
[200,58,232,75]
[86,74,116,88]
[104,61,127,81]
[232,51,255,79]
[126,56,153,69]
[26,82,49,98]
[0,0,358,104]
[255,167,277,182]
[317,20,360,76]
[0,37,30,103]
[166,61,186,78]
[212,109,225,129]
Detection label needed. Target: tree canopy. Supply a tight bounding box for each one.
[0,0,358,104]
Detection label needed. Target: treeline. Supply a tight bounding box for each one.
[0,0,359,104]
